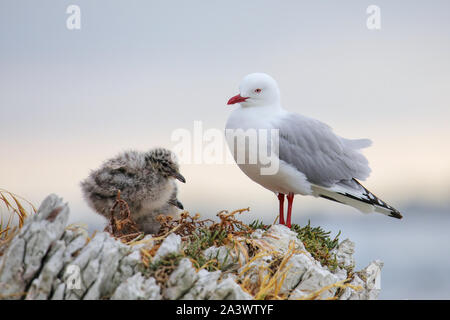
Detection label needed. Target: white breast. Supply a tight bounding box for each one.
[226,106,312,196]
[135,181,175,218]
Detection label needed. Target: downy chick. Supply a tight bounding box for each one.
[80,148,185,234]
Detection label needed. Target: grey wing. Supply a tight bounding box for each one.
[276,114,372,187]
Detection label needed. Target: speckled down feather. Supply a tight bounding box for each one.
[80,148,185,234]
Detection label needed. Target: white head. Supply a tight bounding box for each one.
[227,73,281,108]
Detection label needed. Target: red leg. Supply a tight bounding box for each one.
[277,193,285,225]
[286,193,294,228]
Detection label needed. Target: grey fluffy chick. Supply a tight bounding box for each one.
[80,148,185,234]
[132,185,181,234]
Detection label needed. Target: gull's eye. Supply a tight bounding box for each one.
[254,88,262,93]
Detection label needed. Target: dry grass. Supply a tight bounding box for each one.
[0,189,36,250]
[239,240,300,300]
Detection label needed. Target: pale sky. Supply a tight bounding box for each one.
[1,1,449,226]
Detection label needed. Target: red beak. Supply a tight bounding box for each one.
[227,94,248,105]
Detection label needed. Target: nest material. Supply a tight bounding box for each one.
[104,191,141,242]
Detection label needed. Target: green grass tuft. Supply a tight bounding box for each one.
[248,219,270,231]
[183,227,230,271]
[291,220,342,272]
[147,252,183,271]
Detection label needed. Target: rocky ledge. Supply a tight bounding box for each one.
[0,194,382,300]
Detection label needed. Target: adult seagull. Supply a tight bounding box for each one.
[225,73,402,228]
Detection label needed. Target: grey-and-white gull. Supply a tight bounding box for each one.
[225,73,402,227]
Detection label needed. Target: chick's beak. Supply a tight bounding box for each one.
[173,172,186,183]
[227,94,248,105]
[168,199,184,210]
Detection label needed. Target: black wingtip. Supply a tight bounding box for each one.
[350,179,403,220]
[389,211,403,219]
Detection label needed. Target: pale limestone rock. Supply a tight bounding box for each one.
[203,245,245,270]
[290,265,340,299]
[331,239,356,268]
[111,273,161,300]
[112,249,142,285]
[26,240,66,300]
[238,254,272,289]
[163,258,199,300]
[153,233,181,263]
[362,260,383,291]
[280,254,314,293]
[0,194,384,301]
[181,269,221,300]
[0,194,69,299]
[209,278,252,300]
[0,195,146,300]
[339,260,383,300]
[0,238,26,298]
[250,229,265,239]
[81,235,132,299]
[262,225,305,253]
[51,282,66,300]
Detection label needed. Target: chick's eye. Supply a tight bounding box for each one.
[254,88,262,93]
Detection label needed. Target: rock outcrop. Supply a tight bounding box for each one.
[0,194,382,300]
